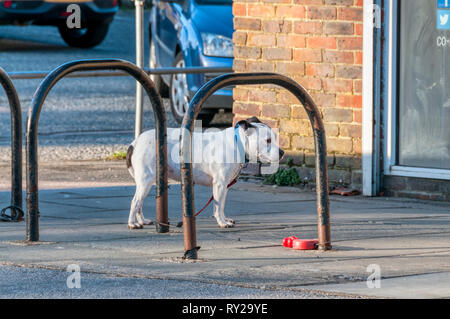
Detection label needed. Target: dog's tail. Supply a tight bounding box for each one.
[126,144,135,178]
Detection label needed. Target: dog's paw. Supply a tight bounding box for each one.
[218,222,235,229]
[139,219,154,226]
[225,218,235,225]
[128,223,144,230]
[144,219,154,225]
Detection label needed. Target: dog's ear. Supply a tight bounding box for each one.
[236,119,251,130]
[236,117,263,130]
[247,116,262,124]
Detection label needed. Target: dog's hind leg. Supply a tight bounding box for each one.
[212,182,234,228]
[128,170,154,229]
[128,193,143,230]
[136,182,154,227]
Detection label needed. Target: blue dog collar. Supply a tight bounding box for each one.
[234,124,249,164]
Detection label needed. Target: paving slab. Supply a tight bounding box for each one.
[299,272,450,299]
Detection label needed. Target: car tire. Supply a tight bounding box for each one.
[58,21,111,48]
[149,37,169,98]
[170,52,215,125]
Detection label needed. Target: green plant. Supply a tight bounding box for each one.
[105,151,127,161]
[286,157,294,168]
[263,167,301,187]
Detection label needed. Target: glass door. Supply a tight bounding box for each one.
[399,0,450,169]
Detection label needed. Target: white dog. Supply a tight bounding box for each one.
[126,117,284,229]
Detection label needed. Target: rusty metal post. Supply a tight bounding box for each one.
[26,59,169,241]
[0,67,23,220]
[180,73,331,259]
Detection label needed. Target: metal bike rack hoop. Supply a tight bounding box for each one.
[26,59,169,241]
[180,73,331,259]
[0,67,23,221]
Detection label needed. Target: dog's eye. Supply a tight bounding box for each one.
[266,138,271,144]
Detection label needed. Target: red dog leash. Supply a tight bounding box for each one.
[175,125,246,227]
[194,178,238,217]
[174,178,239,228]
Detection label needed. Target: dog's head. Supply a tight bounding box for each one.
[236,117,285,164]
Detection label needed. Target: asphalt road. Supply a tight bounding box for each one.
[0,265,340,299]
[0,9,232,162]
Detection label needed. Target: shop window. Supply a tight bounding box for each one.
[399,0,450,169]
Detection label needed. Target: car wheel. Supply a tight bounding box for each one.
[149,37,169,98]
[58,21,110,48]
[170,52,190,124]
[170,52,215,125]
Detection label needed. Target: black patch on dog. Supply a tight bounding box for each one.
[236,120,251,130]
[126,145,134,169]
[236,116,263,131]
[247,116,262,124]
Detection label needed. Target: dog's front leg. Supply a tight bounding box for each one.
[212,182,234,228]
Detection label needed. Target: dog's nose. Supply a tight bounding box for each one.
[279,149,285,159]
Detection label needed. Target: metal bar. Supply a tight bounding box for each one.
[26,59,169,241]
[0,67,23,220]
[8,67,234,80]
[383,0,399,180]
[180,73,332,259]
[134,0,145,138]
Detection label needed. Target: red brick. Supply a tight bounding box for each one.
[262,104,291,119]
[337,94,362,108]
[234,17,261,31]
[337,7,363,21]
[277,34,306,48]
[248,4,275,17]
[233,102,261,117]
[293,48,322,62]
[294,21,323,34]
[292,136,315,151]
[307,37,337,49]
[233,3,247,16]
[308,6,336,20]
[247,33,276,47]
[263,47,292,61]
[249,89,277,103]
[306,63,335,78]
[276,5,306,19]
[323,50,354,64]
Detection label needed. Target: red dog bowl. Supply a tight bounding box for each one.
[292,239,319,250]
[282,236,298,248]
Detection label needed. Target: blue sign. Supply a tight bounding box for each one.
[438,10,450,29]
[438,0,450,9]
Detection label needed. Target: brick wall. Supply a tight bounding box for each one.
[232,0,364,188]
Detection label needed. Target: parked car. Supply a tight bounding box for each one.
[149,0,233,124]
[0,0,118,48]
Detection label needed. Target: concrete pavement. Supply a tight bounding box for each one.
[1,160,449,299]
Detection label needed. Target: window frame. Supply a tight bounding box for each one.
[383,0,450,180]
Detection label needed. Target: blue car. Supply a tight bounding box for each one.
[0,0,118,48]
[149,0,233,124]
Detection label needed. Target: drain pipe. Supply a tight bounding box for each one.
[362,0,379,196]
